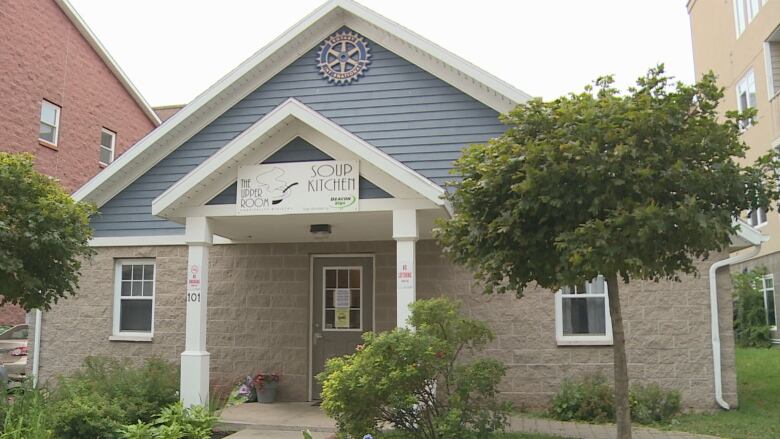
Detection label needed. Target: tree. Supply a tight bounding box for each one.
[434,66,779,438]
[0,153,95,310]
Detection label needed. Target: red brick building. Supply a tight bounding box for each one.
[0,0,160,323]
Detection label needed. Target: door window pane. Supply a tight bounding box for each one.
[324,267,361,330]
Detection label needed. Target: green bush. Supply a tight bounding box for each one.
[50,356,179,438]
[733,268,773,348]
[318,297,512,439]
[629,383,681,424]
[118,402,218,439]
[549,375,681,424]
[0,381,54,439]
[550,374,614,423]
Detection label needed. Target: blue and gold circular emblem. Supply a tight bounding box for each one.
[316,31,371,85]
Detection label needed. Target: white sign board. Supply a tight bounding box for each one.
[334,288,351,308]
[398,260,414,290]
[237,160,359,215]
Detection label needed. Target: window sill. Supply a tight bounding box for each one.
[38,139,58,150]
[109,335,153,343]
[556,336,613,346]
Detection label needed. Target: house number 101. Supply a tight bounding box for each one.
[187,292,201,303]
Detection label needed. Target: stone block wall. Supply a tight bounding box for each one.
[35,240,736,410]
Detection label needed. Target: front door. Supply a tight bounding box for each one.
[311,256,374,399]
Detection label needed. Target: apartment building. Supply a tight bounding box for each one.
[688,0,780,343]
[0,0,160,325]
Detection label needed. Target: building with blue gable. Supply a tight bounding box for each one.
[34,0,757,411]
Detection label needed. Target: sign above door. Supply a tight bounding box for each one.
[236,160,359,215]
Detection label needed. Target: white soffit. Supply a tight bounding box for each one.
[72,0,529,208]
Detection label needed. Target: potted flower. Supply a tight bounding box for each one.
[254,372,281,403]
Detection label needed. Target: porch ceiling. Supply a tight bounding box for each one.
[209,209,442,243]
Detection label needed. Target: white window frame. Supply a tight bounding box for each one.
[734,0,763,37]
[749,207,768,227]
[322,265,363,332]
[555,276,613,346]
[736,69,757,129]
[112,259,155,339]
[760,273,777,330]
[99,128,116,166]
[38,100,61,146]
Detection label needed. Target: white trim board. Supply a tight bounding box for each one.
[54,0,160,126]
[151,98,446,219]
[72,0,530,209]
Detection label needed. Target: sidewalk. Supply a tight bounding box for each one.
[509,415,722,439]
[219,403,722,439]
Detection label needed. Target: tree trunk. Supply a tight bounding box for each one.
[606,273,632,439]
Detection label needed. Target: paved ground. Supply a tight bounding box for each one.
[220,403,723,439]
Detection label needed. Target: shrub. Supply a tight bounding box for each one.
[733,268,773,348]
[549,375,681,424]
[118,402,218,439]
[0,381,54,439]
[550,374,614,423]
[50,356,179,438]
[629,383,681,424]
[318,297,512,439]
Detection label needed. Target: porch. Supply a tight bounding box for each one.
[180,208,446,406]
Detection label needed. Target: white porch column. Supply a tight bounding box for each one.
[393,209,418,328]
[182,217,213,407]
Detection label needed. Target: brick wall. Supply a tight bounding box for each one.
[36,241,736,409]
[0,0,156,192]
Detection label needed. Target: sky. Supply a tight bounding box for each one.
[68,0,696,107]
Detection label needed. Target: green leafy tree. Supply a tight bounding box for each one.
[435,66,779,438]
[732,267,773,347]
[318,298,511,439]
[0,153,95,310]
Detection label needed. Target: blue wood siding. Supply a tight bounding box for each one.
[91,29,506,237]
[206,137,390,205]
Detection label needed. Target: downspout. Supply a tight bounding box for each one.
[708,244,761,410]
[32,309,42,387]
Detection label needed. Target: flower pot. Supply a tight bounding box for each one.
[256,380,279,403]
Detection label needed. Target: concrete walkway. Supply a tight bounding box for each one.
[219,403,722,439]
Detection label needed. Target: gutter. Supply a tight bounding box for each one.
[32,310,42,387]
[708,243,761,410]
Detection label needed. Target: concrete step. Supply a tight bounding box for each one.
[225,429,332,439]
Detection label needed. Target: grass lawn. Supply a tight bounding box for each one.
[658,347,780,439]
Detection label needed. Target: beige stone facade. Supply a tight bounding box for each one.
[36,241,736,409]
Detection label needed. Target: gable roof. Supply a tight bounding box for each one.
[73,0,530,207]
[152,98,446,218]
[55,0,160,126]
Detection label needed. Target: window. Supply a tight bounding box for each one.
[100,128,116,165]
[764,26,780,97]
[749,207,767,227]
[734,0,763,37]
[555,275,613,345]
[323,267,362,330]
[113,259,155,336]
[760,274,777,329]
[737,69,757,129]
[38,100,60,146]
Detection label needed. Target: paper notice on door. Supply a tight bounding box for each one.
[334,288,351,308]
[335,308,350,328]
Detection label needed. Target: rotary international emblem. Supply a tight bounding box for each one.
[316,31,371,85]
